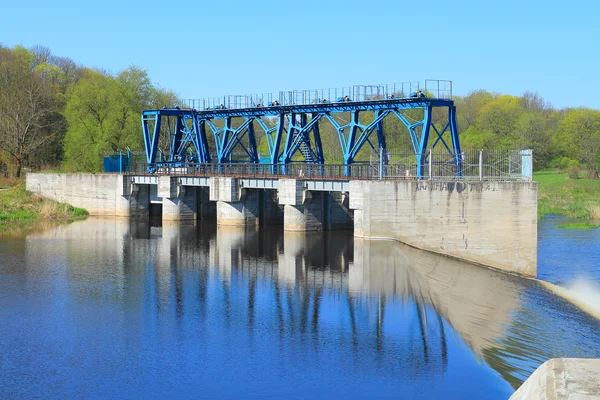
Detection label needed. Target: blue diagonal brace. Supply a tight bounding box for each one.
[142,111,161,168]
[416,106,432,178]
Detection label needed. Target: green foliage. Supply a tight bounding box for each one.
[2,43,600,181]
[559,108,600,178]
[0,184,88,223]
[63,66,173,171]
[556,222,599,230]
[568,166,580,179]
[0,44,179,176]
[535,171,600,220]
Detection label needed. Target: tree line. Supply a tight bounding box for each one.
[0,45,177,176]
[1,45,599,178]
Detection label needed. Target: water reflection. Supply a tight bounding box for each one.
[1,218,599,399]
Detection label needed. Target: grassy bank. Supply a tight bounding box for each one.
[0,184,88,226]
[535,171,600,221]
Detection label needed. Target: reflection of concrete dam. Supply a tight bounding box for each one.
[26,218,600,389]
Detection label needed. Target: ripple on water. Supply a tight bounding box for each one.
[0,218,598,399]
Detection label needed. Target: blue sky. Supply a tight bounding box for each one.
[1,0,598,109]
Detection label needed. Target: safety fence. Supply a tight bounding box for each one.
[371,149,533,181]
[176,80,452,111]
[110,149,532,182]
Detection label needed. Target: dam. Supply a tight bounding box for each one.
[26,173,537,277]
[26,80,538,275]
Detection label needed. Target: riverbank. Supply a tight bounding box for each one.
[535,171,600,223]
[0,184,88,229]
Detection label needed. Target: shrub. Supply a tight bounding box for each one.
[568,166,580,179]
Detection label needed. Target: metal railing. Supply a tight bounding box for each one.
[177,80,453,111]
[139,162,380,180]
[371,149,533,181]
[114,148,532,181]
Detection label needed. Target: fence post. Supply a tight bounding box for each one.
[119,151,123,174]
[379,146,383,180]
[428,149,432,180]
[479,150,483,181]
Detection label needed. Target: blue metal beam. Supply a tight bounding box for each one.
[141,112,161,168]
[177,98,453,119]
[416,106,432,178]
[141,96,462,177]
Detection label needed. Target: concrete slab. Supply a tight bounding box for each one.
[510,358,600,400]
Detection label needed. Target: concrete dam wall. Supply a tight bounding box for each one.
[349,180,538,277]
[26,173,538,277]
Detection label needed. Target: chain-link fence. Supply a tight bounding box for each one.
[371,149,533,181]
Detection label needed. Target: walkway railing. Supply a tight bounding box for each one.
[177,80,452,111]
[116,149,532,182]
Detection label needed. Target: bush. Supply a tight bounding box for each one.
[568,166,580,179]
[549,156,577,171]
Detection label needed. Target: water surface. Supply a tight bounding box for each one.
[1,218,599,399]
[538,216,600,285]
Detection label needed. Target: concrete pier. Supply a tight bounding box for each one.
[278,179,352,231]
[129,183,150,219]
[160,176,196,221]
[210,177,283,227]
[510,358,600,399]
[210,177,257,226]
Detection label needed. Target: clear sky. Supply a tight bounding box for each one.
[1,0,598,109]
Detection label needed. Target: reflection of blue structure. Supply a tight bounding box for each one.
[141,80,461,177]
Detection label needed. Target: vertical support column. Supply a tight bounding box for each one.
[129,184,150,220]
[479,150,483,181]
[159,176,197,221]
[170,116,184,162]
[348,181,368,237]
[210,177,260,226]
[449,105,462,176]
[311,113,325,164]
[344,110,360,176]
[279,179,325,231]
[246,118,259,163]
[270,113,285,173]
[416,106,432,179]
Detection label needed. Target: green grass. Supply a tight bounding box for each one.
[556,222,599,230]
[535,171,600,221]
[0,184,88,225]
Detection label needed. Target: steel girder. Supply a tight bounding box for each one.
[141,98,461,177]
[142,109,211,170]
[204,117,259,163]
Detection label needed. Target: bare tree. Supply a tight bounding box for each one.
[30,45,52,68]
[0,48,57,177]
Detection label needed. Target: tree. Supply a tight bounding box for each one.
[560,108,600,178]
[0,47,59,177]
[455,90,494,132]
[63,66,162,171]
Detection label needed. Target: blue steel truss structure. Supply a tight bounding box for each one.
[141,80,461,177]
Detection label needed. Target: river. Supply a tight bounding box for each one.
[0,218,599,399]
